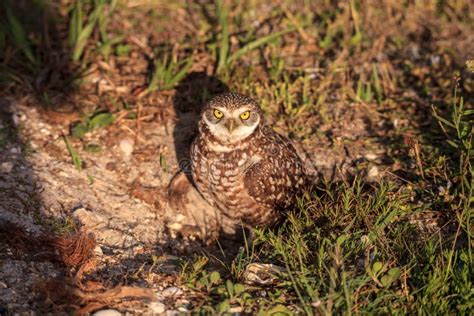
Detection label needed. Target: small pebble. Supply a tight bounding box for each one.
[12,114,20,126]
[149,301,166,314]
[161,287,183,297]
[368,166,379,179]
[94,245,104,256]
[39,128,50,135]
[119,138,134,159]
[230,306,243,313]
[177,307,188,313]
[0,162,14,173]
[365,153,377,161]
[93,309,122,316]
[168,222,182,231]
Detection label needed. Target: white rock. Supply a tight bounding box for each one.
[368,166,379,180]
[149,301,166,314]
[168,222,182,231]
[12,113,20,126]
[94,245,104,256]
[72,208,103,228]
[312,300,322,307]
[0,162,14,173]
[161,287,183,297]
[243,263,285,285]
[93,309,122,316]
[230,306,243,313]
[40,128,50,135]
[119,138,134,159]
[365,153,377,161]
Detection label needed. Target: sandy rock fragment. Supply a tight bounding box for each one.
[365,153,378,161]
[119,138,134,160]
[161,287,183,298]
[243,263,285,285]
[149,301,166,314]
[367,165,380,180]
[93,309,122,316]
[73,208,106,229]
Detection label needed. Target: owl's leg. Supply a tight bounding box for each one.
[220,219,257,245]
[241,224,256,245]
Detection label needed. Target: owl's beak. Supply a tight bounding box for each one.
[225,119,237,133]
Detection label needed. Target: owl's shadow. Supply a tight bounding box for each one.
[172,72,229,179]
[168,72,239,245]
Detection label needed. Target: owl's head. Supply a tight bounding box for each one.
[200,92,263,143]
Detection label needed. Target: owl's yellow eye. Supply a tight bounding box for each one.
[214,109,224,119]
[240,111,250,120]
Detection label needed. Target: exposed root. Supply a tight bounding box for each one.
[52,230,96,269]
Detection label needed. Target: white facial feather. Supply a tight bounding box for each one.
[203,107,259,144]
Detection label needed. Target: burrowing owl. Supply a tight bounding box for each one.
[190,92,307,227]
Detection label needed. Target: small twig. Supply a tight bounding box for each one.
[120,124,146,143]
[135,103,143,143]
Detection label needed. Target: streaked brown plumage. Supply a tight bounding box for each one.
[190,92,307,227]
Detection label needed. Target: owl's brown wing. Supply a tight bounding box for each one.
[243,134,306,209]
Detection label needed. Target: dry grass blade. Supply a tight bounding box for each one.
[73,286,156,315]
[40,280,156,315]
[0,220,53,259]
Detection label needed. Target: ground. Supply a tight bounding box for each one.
[0,0,473,315]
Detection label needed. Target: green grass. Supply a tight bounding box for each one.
[63,135,83,170]
[145,53,193,94]
[68,0,118,63]
[214,0,297,76]
[183,178,471,314]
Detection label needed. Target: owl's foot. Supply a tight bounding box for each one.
[168,171,192,212]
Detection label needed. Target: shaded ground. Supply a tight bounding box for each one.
[0,0,473,314]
